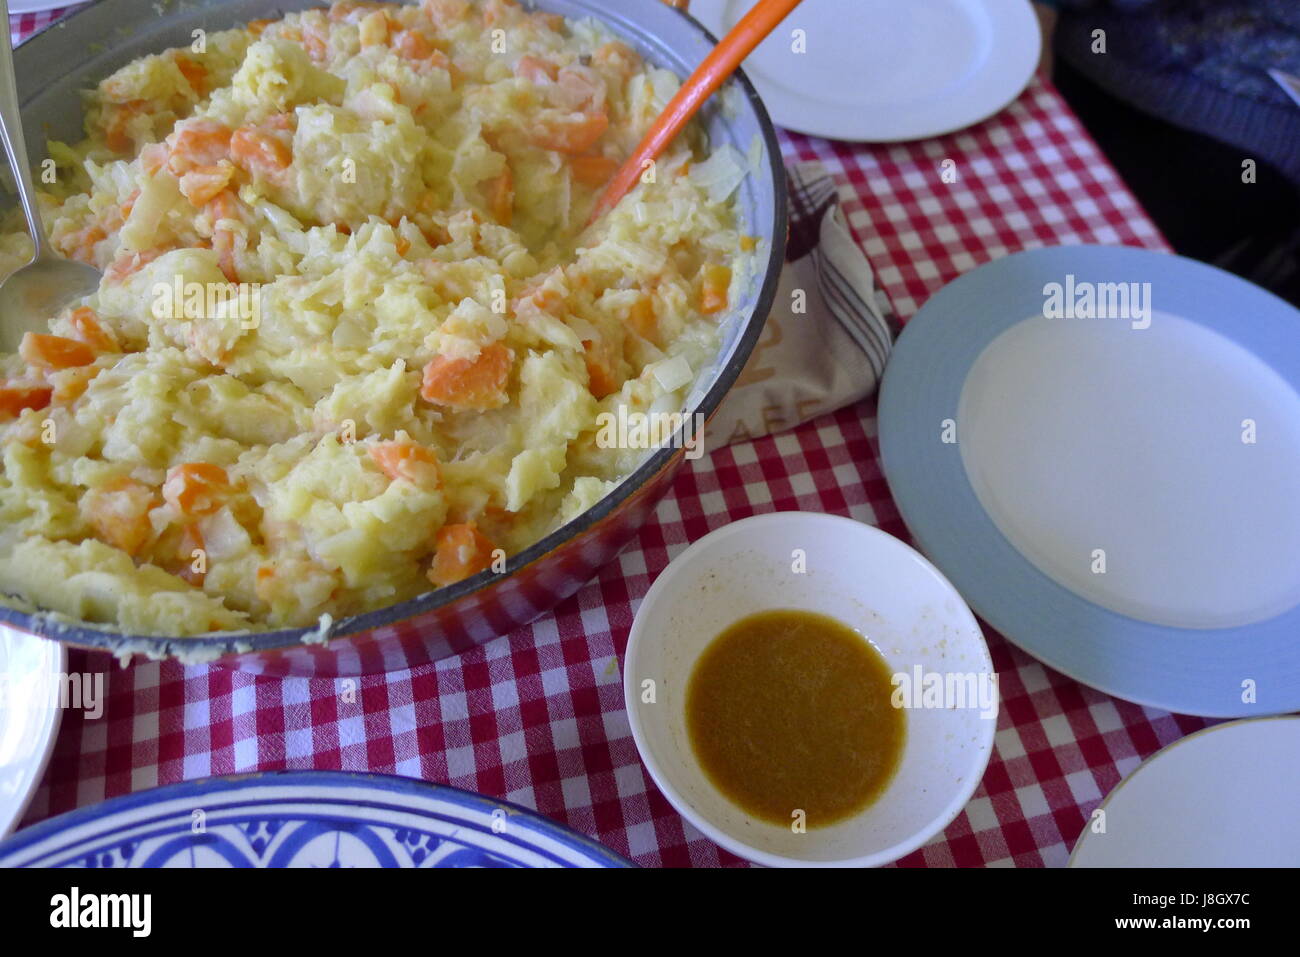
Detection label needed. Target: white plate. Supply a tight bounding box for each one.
[0,625,64,837]
[1070,717,1300,867]
[689,0,1040,141]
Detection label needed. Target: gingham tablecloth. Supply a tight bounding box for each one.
[13,5,1211,867]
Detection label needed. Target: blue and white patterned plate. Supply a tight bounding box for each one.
[0,771,633,868]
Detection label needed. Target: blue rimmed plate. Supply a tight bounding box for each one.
[879,246,1300,717]
[0,771,633,868]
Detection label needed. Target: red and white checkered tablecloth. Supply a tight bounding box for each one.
[12,5,1214,867]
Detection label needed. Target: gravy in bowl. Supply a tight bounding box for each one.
[685,608,905,830]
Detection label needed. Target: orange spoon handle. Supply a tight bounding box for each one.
[589,0,804,224]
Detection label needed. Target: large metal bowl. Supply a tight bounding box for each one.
[0,0,786,675]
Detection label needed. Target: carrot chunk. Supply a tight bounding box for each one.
[700,263,731,315]
[300,26,330,64]
[0,382,53,419]
[626,295,657,341]
[165,118,232,175]
[582,337,622,399]
[393,27,434,60]
[420,342,512,411]
[83,478,156,556]
[120,188,141,218]
[422,0,471,29]
[205,189,247,224]
[62,225,107,265]
[569,154,619,188]
[368,441,442,487]
[528,111,608,154]
[51,367,100,404]
[178,162,235,207]
[482,0,519,27]
[552,67,603,112]
[106,246,171,283]
[212,228,240,284]
[428,522,495,587]
[103,100,146,153]
[140,144,168,175]
[487,164,514,225]
[329,0,384,20]
[230,126,292,174]
[162,463,232,516]
[514,55,558,84]
[20,333,96,370]
[69,307,120,353]
[592,40,639,79]
[532,11,566,33]
[174,55,209,96]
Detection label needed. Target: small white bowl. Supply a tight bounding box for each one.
[624,511,997,867]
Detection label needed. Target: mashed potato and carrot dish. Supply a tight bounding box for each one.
[0,0,754,636]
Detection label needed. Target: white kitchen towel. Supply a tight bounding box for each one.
[710,160,897,446]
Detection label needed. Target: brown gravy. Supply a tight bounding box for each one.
[685,609,904,829]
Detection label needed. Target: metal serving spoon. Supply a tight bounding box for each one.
[0,0,100,352]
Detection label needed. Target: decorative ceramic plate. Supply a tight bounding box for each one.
[688,0,1040,141]
[0,771,633,867]
[879,246,1300,717]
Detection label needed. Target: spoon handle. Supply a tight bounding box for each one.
[0,0,50,261]
[589,0,804,223]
